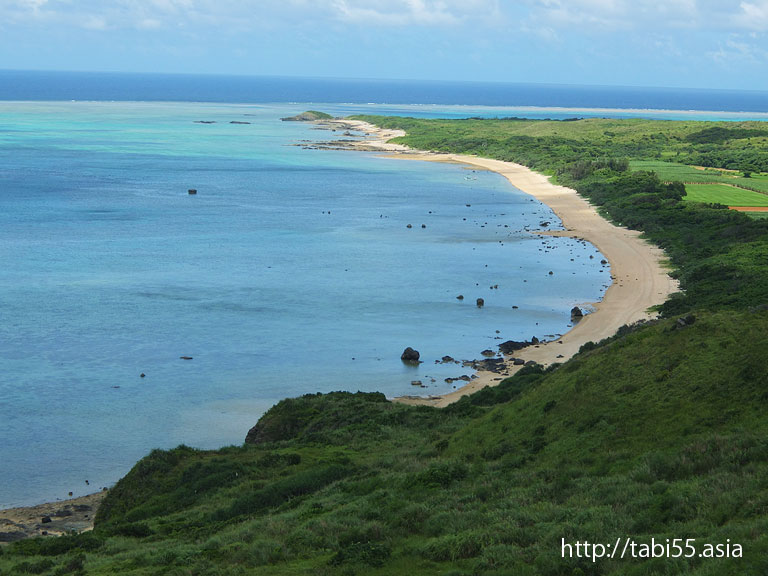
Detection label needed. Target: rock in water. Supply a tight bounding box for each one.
[401,347,420,362]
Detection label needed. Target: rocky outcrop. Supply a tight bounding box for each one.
[498,337,540,355]
[401,347,420,363]
[571,306,584,320]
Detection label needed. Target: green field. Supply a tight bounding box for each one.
[683,183,768,206]
[630,160,768,194]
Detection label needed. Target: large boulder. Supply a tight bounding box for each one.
[571,306,584,319]
[401,347,420,363]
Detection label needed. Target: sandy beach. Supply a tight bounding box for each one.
[319,118,679,407]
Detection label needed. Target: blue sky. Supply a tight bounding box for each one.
[3,0,768,90]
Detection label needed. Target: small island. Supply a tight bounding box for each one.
[280,110,334,122]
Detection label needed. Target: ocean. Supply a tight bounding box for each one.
[1,72,766,508]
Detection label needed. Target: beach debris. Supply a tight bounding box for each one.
[188,189,197,195]
[401,347,421,363]
[476,298,485,307]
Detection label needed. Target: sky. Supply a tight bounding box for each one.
[3,0,768,90]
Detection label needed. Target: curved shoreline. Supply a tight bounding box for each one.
[320,118,679,407]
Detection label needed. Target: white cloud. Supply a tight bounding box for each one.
[735,1,768,30]
[82,15,108,30]
[331,0,458,25]
[2,0,766,36]
[0,0,502,30]
[523,0,702,30]
[708,34,768,64]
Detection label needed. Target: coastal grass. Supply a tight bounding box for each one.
[3,114,768,574]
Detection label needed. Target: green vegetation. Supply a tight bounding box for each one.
[629,160,768,195]
[3,115,768,575]
[683,184,768,207]
[280,110,333,121]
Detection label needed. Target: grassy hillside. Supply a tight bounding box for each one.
[2,312,767,575]
[2,116,768,575]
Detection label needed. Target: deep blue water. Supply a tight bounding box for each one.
[3,70,768,115]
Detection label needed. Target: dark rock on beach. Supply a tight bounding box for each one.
[571,306,584,319]
[499,336,540,355]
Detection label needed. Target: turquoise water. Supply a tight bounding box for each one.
[0,102,609,507]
